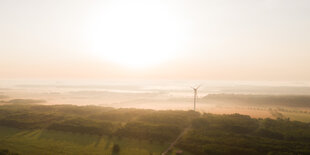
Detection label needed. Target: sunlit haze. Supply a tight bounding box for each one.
[0,0,310,80]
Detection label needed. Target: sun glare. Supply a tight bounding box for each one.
[89,1,184,68]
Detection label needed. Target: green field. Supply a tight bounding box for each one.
[0,126,183,155]
[282,112,310,122]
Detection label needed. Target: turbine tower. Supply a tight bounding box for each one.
[191,85,201,111]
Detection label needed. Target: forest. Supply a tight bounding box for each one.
[0,103,309,154]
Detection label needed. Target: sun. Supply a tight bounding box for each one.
[88,1,184,68]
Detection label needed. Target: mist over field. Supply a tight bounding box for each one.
[1,80,310,122]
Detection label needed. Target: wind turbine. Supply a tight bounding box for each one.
[191,85,201,111]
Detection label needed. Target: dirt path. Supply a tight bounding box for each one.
[161,126,191,155]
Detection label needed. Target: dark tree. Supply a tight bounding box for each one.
[112,144,120,154]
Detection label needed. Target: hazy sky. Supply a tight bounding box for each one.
[0,0,310,81]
